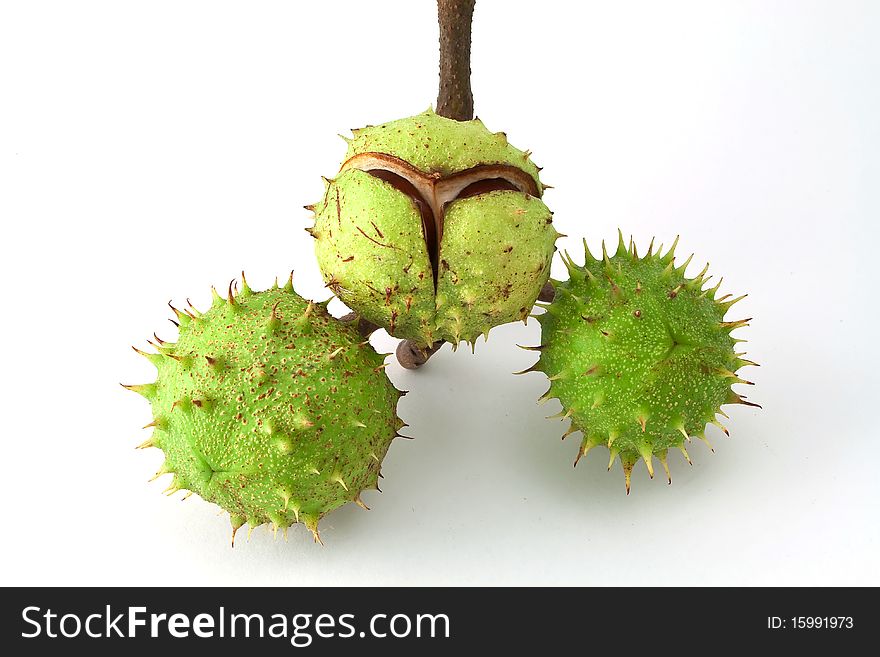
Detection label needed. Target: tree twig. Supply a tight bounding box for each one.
[436,0,475,121]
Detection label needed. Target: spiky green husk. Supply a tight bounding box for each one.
[125,275,404,543]
[530,233,758,492]
[312,170,436,341]
[435,191,556,344]
[343,108,544,189]
[309,108,559,348]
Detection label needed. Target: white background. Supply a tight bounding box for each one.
[1,0,878,586]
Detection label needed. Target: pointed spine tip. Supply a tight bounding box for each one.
[661,235,680,264]
[239,271,253,296]
[615,228,627,257]
[121,382,157,399]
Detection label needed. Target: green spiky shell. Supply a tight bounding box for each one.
[530,233,759,492]
[309,108,559,348]
[125,275,404,543]
[342,109,545,189]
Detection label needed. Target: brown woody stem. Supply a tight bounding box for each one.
[436,0,475,121]
[340,312,380,338]
[538,281,556,303]
[397,340,444,370]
